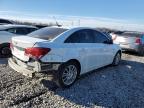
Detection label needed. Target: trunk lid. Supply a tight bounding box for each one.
[11,36,47,61]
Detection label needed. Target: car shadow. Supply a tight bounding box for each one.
[123,50,141,56]
[42,60,144,107]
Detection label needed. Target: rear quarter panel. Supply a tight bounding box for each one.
[40,43,80,63]
[38,42,86,73]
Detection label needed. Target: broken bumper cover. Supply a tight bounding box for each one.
[8,57,61,77]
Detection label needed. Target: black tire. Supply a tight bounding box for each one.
[55,61,80,88]
[138,46,144,56]
[112,52,121,66]
[138,51,144,56]
[0,43,11,58]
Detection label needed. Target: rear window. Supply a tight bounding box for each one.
[28,27,68,40]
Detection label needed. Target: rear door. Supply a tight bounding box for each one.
[76,29,96,72]
[64,29,96,73]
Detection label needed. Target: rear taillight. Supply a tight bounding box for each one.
[135,38,142,44]
[25,47,51,60]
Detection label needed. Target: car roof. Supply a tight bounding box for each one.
[49,26,100,32]
[0,24,37,30]
[61,26,95,30]
[38,26,96,31]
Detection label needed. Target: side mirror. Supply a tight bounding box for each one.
[104,39,113,44]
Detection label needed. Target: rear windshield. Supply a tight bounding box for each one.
[28,27,68,40]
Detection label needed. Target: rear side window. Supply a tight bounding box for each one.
[16,27,37,35]
[6,28,17,34]
[65,32,80,43]
[6,27,34,35]
[79,30,94,43]
[15,28,28,35]
[26,28,37,34]
[65,29,95,43]
[93,31,109,43]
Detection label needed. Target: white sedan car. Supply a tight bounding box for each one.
[9,27,121,88]
[0,24,38,57]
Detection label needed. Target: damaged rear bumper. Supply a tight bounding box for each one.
[8,57,61,77]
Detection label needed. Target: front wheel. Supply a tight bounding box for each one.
[56,61,79,88]
[112,52,121,66]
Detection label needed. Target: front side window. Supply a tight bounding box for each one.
[93,31,109,43]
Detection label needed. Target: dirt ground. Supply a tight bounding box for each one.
[0,52,144,108]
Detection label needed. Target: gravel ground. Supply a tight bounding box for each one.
[0,53,144,108]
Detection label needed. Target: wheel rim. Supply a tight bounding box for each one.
[115,53,121,65]
[62,65,78,86]
[1,47,11,55]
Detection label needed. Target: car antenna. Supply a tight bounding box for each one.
[53,16,62,27]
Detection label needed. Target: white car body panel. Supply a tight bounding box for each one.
[0,31,17,43]
[12,36,47,61]
[0,24,37,44]
[10,27,121,75]
[110,33,144,52]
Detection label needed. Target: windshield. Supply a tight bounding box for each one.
[28,27,68,40]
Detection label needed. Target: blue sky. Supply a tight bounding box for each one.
[0,0,144,31]
[0,0,143,20]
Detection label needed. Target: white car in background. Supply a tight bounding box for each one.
[111,31,144,56]
[0,24,38,57]
[9,27,121,88]
[0,19,14,25]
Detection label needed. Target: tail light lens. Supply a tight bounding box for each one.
[135,38,142,44]
[25,47,51,60]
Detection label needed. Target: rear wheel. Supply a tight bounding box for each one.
[56,61,80,88]
[112,52,121,66]
[0,44,11,58]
